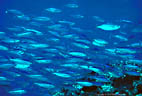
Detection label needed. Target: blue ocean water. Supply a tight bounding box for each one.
[0,0,142,96]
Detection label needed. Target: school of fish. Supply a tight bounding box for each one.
[0,1,142,96]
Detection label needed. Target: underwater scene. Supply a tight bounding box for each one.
[0,0,142,96]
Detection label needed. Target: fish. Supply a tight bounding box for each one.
[9,89,27,95]
[0,64,15,69]
[125,71,141,76]
[0,32,6,38]
[89,76,110,82]
[123,64,139,70]
[53,72,71,78]
[0,77,7,81]
[29,43,49,49]
[97,23,120,31]
[113,35,128,41]
[92,16,105,22]
[15,15,31,21]
[34,83,55,89]
[68,51,87,57]
[10,58,32,65]
[15,32,33,37]
[2,38,20,43]
[65,4,79,8]
[70,14,84,19]
[35,59,52,64]
[7,26,24,32]
[72,42,90,49]
[45,8,62,13]
[27,74,49,81]
[58,20,75,26]
[0,45,8,50]
[32,16,51,22]
[5,9,24,16]
[76,81,94,86]
[92,39,108,47]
